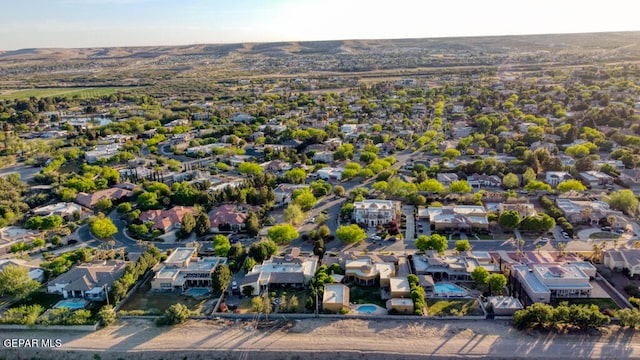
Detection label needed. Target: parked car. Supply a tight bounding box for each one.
[231,281,238,290]
[540,237,548,243]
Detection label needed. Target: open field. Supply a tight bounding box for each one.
[0,87,126,100]
[426,299,484,317]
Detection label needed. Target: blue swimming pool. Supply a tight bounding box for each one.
[434,283,467,297]
[184,288,210,297]
[356,305,378,314]
[53,299,87,310]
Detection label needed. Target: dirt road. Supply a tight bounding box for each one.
[1,318,639,359]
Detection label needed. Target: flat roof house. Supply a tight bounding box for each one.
[241,248,318,296]
[510,263,592,305]
[151,247,227,292]
[322,283,349,313]
[412,250,499,282]
[419,205,489,231]
[386,298,414,315]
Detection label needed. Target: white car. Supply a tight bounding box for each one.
[371,235,382,241]
[231,281,238,290]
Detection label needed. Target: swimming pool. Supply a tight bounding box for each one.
[356,305,378,314]
[53,299,87,310]
[184,288,210,297]
[433,283,467,297]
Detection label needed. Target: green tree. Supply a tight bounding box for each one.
[414,234,448,253]
[137,192,161,211]
[418,179,445,193]
[455,240,471,252]
[333,185,345,197]
[471,267,489,286]
[524,180,552,192]
[97,305,117,327]
[195,212,210,236]
[317,225,331,238]
[283,203,305,225]
[248,240,277,263]
[179,212,196,238]
[237,162,263,176]
[502,173,519,189]
[211,264,232,294]
[607,189,639,214]
[267,224,299,244]
[313,239,326,257]
[522,167,536,185]
[88,214,117,239]
[292,188,317,211]
[95,198,113,212]
[245,211,260,236]
[336,224,367,244]
[0,265,40,300]
[116,202,132,214]
[213,234,231,257]
[488,273,507,294]
[162,303,191,325]
[449,180,472,193]
[284,168,306,184]
[498,210,521,230]
[556,179,586,192]
[243,257,257,273]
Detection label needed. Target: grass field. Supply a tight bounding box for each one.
[0,87,126,100]
[426,299,484,317]
[589,232,620,240]
[349,286,385,307]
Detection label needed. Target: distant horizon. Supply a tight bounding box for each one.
[2,0,639,51]
[3,29,640,52]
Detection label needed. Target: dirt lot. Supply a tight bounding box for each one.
[1,318,640,359]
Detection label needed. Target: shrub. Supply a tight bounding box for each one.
[339,307,350,315]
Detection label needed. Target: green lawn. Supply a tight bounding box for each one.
[349,286,385,307]
[554,298,620,310]
[11,291,62,310]
[118,282,209,314]
[426,299,484,317]
[0,87,126,100]
[589,232,620,240]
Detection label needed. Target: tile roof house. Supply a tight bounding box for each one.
[208,204,252,232]
[0,259,45,282]
[139,206,195,233]
[47,260,127,301]
[604,249,640,277]
[74,187,134,209]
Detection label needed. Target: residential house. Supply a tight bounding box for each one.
[386,298,414,314]
[344,256,396,287]
[389,277,411,298]
[0,259,45,282]
[0,227,41,255]
[412,250,499,282]
[487,296,523,316]
[230,112,255,123]
[510,263,592,305]
[436,173,459,186]
[352,200,401,227]
[619,169,640,189]
[139,206,195,233]
[150,247,227,292]
[322,283,350,313]
[496,203,537,218]
[603,249,640,277]
[545,171,573,187]
[579,171,614,188]
[273,184,309,206]
[316,167,344,181]
[31,202,85,219]
[312,151,334,164]
[467,174,501,188]
[208,204,253,232]
[84,143,122,164]
[241,248,318,295]
[555,198,618,225]
[47,260,127,301]
[74,186,134,209]
[340,124,358,134]
[419,205,489,231]
[262,160,291,173]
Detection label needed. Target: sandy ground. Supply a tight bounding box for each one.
[1,318,640,359]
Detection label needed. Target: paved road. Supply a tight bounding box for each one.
[0,163,41,182]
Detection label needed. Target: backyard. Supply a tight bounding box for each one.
[350,286,385,307]
[118,282,212,315]
[235,289,308,314]
[426,299,484,317]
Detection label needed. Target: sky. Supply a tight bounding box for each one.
[1,0,638,50]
